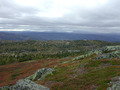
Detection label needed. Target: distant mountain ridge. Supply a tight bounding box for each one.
[0,31,120,42]
[0,32,31,41]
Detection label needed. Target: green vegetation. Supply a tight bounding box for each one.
[41,55,120,90]
[0,40,118,65]
[35,45,120,90]
[1,40,120,89]
[11,72,19,80]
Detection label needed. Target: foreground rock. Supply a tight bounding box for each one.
[0,68,54,90]
[27,68,55,81]
[107,76,120,90]
[0,79,49,90]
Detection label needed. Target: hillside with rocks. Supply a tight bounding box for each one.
[0,41,120,90]
[0,68,54,90]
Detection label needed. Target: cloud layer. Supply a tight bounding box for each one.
[0,0,120,33]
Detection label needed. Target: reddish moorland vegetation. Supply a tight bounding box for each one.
[0,58,69,87]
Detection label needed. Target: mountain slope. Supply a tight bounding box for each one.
[7,31,120,42]
[0,32,31,41]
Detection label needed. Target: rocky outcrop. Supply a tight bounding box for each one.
[27,68,55,81]
[107,76,120,90]
[0,79,49,90]
[73,46,120,60]
[0,68,54,90]
[96,51,120,60]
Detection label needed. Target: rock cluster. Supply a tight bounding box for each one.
[107,76,120,90]
[0,68,54,90]
[73,46,120,60]
[96,46,120,59]
[0,79,49,90]
[27,68,55,81]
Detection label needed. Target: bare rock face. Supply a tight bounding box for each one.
[107,76,120,90]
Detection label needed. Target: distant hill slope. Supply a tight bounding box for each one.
[0,32,32,41]
[11,32,120,42]
[0,31,120,42]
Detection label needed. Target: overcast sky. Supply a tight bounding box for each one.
[0,0,120,33]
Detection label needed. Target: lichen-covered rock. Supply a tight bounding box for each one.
[0,79,49,90]
[103,46,120,52]
[107,76,120,90]
[72,50,101,60]
[27,68,55,81]
[72,55,84,60]
[0,68,54,90]
[96,50,120,60]
[73,46,120,60]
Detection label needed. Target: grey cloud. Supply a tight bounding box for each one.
[0,0,120,33]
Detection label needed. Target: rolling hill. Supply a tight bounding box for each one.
[0,32,31,41]
[0,31,120,42]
